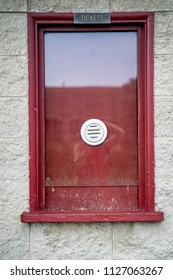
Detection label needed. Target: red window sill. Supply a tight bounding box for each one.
[21,211,163,223]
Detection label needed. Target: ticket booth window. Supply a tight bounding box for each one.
[22,13,163,222]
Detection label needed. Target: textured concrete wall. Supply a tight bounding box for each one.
[0,1,29,259]
[0,0,173,259]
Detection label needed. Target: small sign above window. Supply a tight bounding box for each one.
[74,13,110,24]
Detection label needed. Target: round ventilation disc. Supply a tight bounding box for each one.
[80,119,108,146]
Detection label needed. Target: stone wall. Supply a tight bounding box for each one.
[0,0,173,259]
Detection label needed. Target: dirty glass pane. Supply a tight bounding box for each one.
[44,32,138,186]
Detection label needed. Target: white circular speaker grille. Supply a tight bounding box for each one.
[80,119,108,146]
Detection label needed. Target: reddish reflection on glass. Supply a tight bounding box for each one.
[44,32,138,186]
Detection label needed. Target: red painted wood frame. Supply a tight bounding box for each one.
[21,12,163,222]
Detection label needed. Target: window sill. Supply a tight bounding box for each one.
[21,211,164,223]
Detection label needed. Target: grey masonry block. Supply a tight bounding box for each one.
[154,87,173,97]
[112,0,173,12]
[0,217,29,259]
[1,179,29,215]
[155,13,173,55]
[112,221,173,259]
[0,178,29,259]
[155,138,173,180]
[0,13,27,55]
[0,98,28,138]
[154,96,173,137]
[28,0,110,12]
[0,138,28,180]
[30,223,112,259]
[0,56,28,97]
[0,0,27,12]
[155,178,173,217]
[154,55,173,94]
[155,175,173,199]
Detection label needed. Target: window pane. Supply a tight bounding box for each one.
[44,32,138,186]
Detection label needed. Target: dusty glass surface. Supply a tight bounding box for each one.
[44,32,138,186]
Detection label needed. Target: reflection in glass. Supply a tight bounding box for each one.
[44,32,138,186]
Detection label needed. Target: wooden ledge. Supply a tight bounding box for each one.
[21,211,164,223]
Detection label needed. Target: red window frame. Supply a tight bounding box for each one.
[21,12,163,222]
